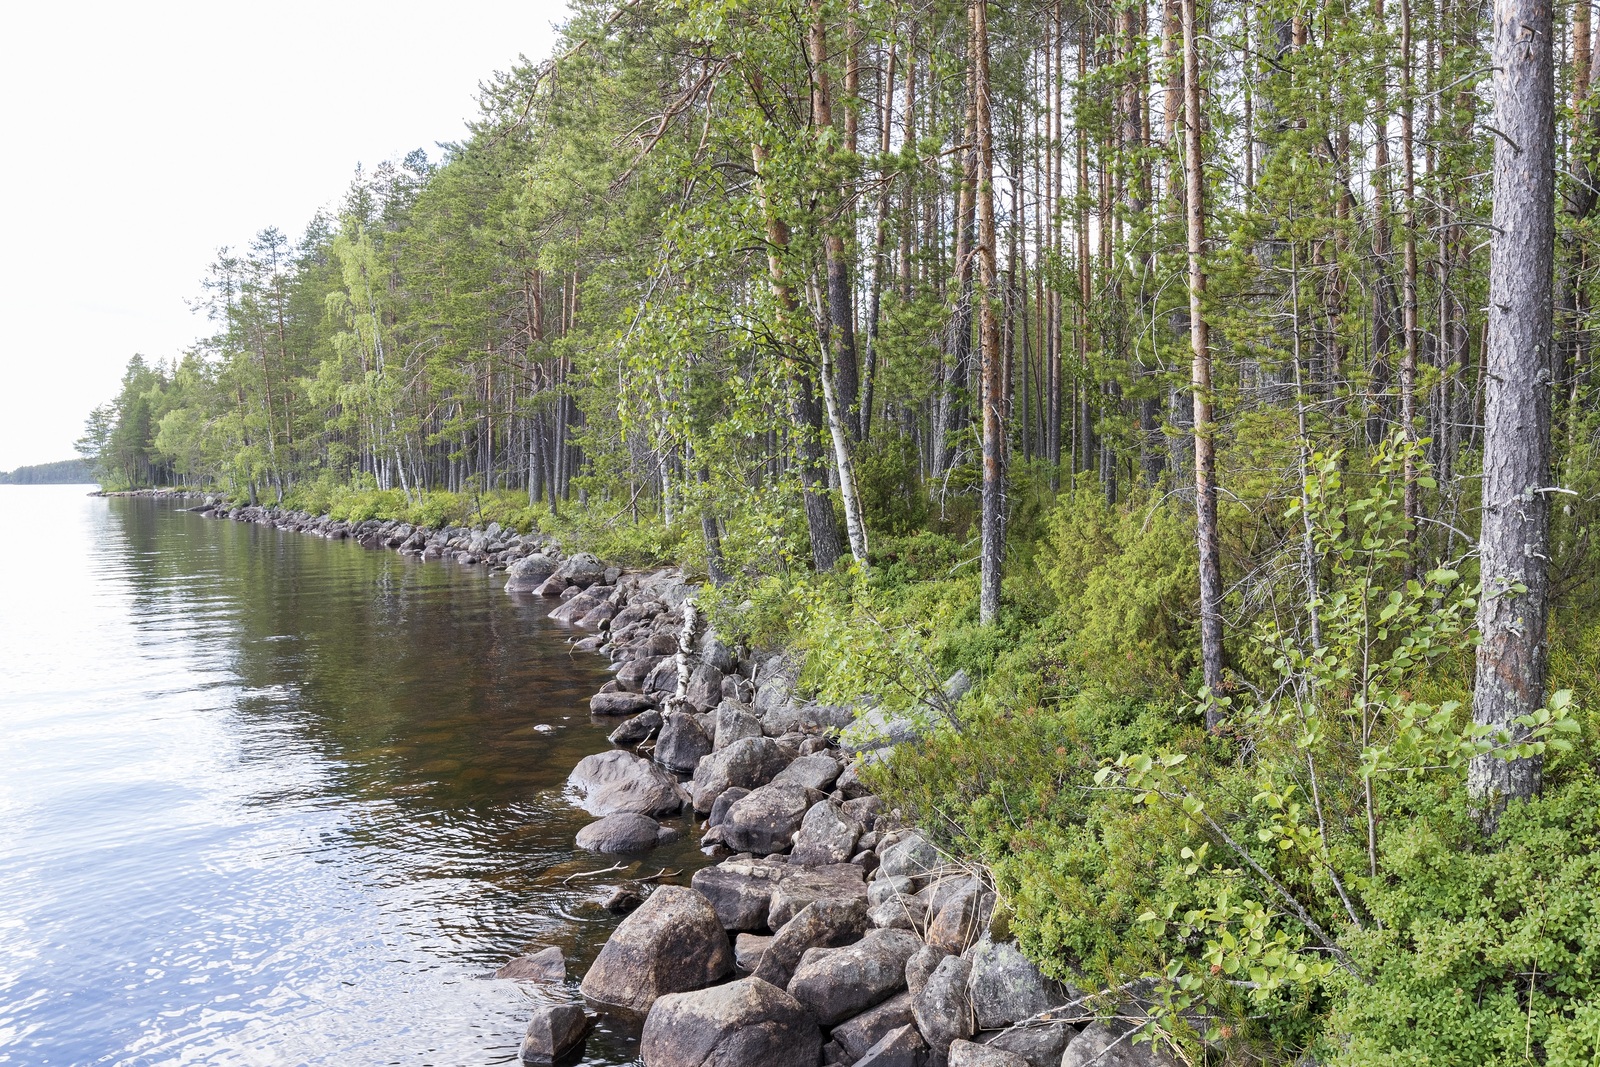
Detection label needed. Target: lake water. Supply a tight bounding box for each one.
[0,485,701,1066]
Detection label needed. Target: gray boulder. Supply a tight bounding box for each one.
[690,856,792,931]
[964,939,1062,1030]
[697,629,737,673]
[684,663,725,712]
[655,711,713,774]
[791,800,862,867]
[608,709,662,745]
[880,834,942,880]
[707,786,750,829]
[771,754,843,792]
[752,897,869,988]
[947,1039,1026,1067]
[495,946,566,983]
[690,736,790,812]
[767,863,869,927]
[519,1003,589,1064]
[830,991,915,1062]
[912,954,974,1059]
[555,552,606,588]
[734,932,773,972]
[592,692,658,717]
[855,1023,929,1067]
[711,703,763,751]
[723,783,814,855]
[617,655,667,693]
[575,812,674,853]
[870,894,924,931]
[639,977,821,1067]
[579,885,734,1014]
[979,1023,1075,1067]
[550,591,604,624]
[926,882,993,955]
[1059,1023,1178,1067]
[504,552,558,593]
[786,928,923,1026]
[568,750,688,817]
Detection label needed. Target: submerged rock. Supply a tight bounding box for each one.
[495,946,566,983]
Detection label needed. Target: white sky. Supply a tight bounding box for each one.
[0,0,566,471]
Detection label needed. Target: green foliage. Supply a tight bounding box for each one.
[1037,476,1200,695]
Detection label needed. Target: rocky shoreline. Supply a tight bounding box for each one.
[102,488,1170,1067]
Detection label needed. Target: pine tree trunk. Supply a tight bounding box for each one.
[1467,0,1555,813]
[1183,0,1227,718]
[974,0,1005,625]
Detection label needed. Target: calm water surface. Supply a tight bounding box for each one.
[0,485,701,1066]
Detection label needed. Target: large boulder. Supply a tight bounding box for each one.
[786,928,923,1026]
[689,736,790,812]
[504,552,558,593]
[766,863,868,928]
[550,591,604,624]
[722,783,814,855]
[912,953,974,1059]
[654,711,713,774]
[1060,1023,1178,1067]
[791,799,862,867]
[555,552,606,589]
[690,856,791,931]
[771,754,843,792]
[752,897,869,988]
[575,812,675,853]
[711,703,763,751]
[640,977,821,1067]
[579,886,734,1014]
[947,1039,1027,1067]
[964,939,1063,1030]
[684,663,725,712]
[568,751,688,817]
[591,692,657,717]
[830,991,916,1062]
[616,655,667,693]
[519,1003,589,1064]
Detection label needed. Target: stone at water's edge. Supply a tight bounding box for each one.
[574,812,674,853]
[690,855,790,931]
[590,691,657,716]
[721,782,815,855]
[495,946,566,983]
[639,977,821,1067]
[567,750,687,817]
[519,1003,589,1064]
[579,885,733,1014]
[654,711,712,774]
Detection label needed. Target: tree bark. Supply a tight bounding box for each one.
[1468,0,1555,813]
[1182,0,1227,719]
[973,0,1005,625]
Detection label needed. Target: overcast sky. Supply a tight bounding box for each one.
[0,0,566,471]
